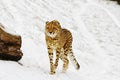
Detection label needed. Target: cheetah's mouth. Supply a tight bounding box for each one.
[46,32,57,38]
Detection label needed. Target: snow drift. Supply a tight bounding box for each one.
[0,0,120,80]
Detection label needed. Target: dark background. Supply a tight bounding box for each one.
[109,0,120,4]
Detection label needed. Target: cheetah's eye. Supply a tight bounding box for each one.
[46,26,49,29]
[53,28,57,30]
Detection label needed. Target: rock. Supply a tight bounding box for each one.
[0,25,23,61]
[110,0,120,4]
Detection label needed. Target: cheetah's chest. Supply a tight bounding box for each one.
[48,38,60,49]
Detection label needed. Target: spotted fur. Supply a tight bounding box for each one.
[45,20,80,75]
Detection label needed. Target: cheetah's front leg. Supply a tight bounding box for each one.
[54,48,61,70]
[48,47,55,75]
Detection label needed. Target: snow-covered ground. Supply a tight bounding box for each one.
[0,0,120,80]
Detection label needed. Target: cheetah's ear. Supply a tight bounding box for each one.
[46,21,49,24]
[53,20,60,25]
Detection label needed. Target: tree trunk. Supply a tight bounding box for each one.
[0,25,23,61]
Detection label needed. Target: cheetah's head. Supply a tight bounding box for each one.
[45,20,61,38]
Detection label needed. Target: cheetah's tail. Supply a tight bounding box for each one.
[69,53,80,70]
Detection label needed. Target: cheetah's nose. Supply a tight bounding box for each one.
[49,32,52,34]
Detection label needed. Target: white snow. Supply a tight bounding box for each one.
[0,0,120,80]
